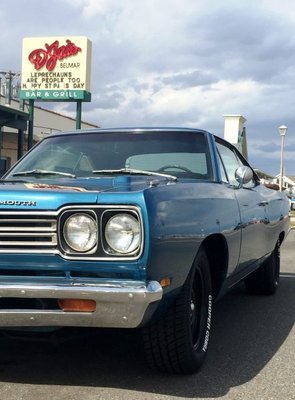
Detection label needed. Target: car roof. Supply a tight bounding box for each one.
[47,127,212,139]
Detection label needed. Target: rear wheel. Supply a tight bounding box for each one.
[244,242,280,295]
[143,247,212,374]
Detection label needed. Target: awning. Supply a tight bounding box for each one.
[0,104,29,131]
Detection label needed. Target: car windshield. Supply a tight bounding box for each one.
[4,130,213,180]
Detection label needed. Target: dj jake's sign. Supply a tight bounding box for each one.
[20,36,92,101]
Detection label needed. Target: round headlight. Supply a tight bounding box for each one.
[105,213,141,254]
[63,213,97,252]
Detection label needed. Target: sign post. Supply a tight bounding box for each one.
[76,100,82,129]
[28,99,34,149]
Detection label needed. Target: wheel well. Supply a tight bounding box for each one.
[202,234,228,299]
[278,231,285,247]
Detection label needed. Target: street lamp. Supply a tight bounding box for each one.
[279,125,288,191]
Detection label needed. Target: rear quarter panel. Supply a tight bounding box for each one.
[263,186,291,249]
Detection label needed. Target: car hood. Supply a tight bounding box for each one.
[0,175,168,210]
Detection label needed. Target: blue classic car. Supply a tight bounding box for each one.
[0,128,290,374]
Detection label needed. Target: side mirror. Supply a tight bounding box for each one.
[235,166,253,187]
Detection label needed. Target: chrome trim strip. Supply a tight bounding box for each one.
[0,248,60,254]
[0,232,56,237]
[0,280,162,328]
[0,211,58,216]
[0,241,57,247]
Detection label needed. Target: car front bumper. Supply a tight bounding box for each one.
[0,278,163,328]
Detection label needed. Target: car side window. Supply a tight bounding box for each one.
[216,142,242,186]
[216,149,228,183]
[216,140,256,188]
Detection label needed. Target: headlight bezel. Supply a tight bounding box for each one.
[102,211,142,255]
[61,210,98,254]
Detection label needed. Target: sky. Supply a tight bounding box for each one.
[1,0,295,176]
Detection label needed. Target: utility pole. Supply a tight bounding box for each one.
[0,70,20,105]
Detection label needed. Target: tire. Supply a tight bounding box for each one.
[143,247,212,374]
[244,242,280,295]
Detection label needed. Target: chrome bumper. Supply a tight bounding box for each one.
[0,278,163,328]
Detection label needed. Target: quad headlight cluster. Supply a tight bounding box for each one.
[60,207,142,258]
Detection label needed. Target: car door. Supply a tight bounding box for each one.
[215,138,269,271]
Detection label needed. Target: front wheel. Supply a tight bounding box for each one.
[142,247,212,374]
[244,242,280,295]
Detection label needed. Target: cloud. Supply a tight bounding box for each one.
[2,0,295,175]
[161,70,216,89]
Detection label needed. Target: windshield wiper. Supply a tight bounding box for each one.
[12,169,76,178]
[92,168,177,181]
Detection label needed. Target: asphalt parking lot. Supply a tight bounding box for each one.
[0,231,294,400]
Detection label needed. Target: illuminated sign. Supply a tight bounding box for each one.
[20,36,92,102]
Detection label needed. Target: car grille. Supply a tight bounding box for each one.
[0,206,143,261]
[0,212,57,253]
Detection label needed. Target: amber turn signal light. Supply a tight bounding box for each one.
[160,277,171,288]
[58,299,96,312]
